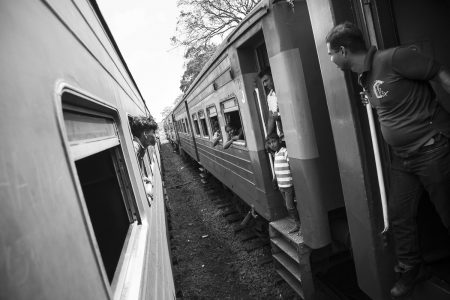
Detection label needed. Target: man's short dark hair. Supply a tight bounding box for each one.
[265,132,280,143]
[258,67,272,78]
[326,22,367,53]
[130,115,158,137]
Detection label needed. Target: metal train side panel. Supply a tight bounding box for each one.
[183,48,286,220]
[139,143,176,300]
[173,103,197,161]
[0,1,174,299]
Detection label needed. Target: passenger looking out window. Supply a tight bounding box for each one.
[223,124,244,149]
[220,98,245,148]
[258,67,284,139]
[129,115,158,199]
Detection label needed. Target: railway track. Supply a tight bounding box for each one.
[161,143,300,299]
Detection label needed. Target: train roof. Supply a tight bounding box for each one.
[89,0,150,116]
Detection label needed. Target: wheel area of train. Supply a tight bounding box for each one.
[160,143,301,299]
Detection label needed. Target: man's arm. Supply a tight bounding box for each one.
[435,67,450,95]
[266,112,278,137]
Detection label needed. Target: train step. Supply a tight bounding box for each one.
[412,276,450,300]
[269,218,314,300]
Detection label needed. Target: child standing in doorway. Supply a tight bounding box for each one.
[266,132,301,233]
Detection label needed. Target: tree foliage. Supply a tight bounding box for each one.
[160,106,174,119]
[172,0,260,93]
[179,44,217,93]
[172,0,261,49]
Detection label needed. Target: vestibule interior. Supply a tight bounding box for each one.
[389,0,450,284]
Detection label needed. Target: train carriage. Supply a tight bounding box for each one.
[169,0,450,299]
[0,1,175,299]
[173,0,344,246]
[173,100,197,161]
[162,115,176,146]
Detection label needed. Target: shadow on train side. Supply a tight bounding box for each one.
[163,0,450,299]
[1,1,175,299]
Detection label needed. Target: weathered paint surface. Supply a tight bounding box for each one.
[0,1,175,299]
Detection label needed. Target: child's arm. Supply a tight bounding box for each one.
[272,177,278,190]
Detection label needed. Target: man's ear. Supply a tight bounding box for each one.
[340,46,347,57]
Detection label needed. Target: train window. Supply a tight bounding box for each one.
[185,118,190,134]
[75,148,132,283]
[62,104,139,285]
[182,119,187,133]
[207,105,220,140]
[198,110,209,137]
[192,113,201,136]
[221,98,246,145]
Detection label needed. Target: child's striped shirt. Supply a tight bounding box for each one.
[274,147,293,188]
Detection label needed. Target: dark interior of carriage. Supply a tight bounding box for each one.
[199,111,209,137]
[75,149,131,283]
[388,0,450,287]
[192,114,201,136]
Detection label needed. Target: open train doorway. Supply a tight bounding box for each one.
[235,3,351,295]
[359,0,450,296]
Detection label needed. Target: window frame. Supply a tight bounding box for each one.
[184,118,190,135]
[192,113,201,136]
[198,109,209,138]
[54,84,148,296]
[220,97,246,148]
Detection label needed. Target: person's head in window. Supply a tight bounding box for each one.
[223,123,243,149]
[225,124,239,138]
[130,116,158,148]
[258,67,275,93]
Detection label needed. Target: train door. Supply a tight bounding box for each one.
[357,0,450,297]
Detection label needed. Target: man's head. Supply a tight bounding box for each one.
[130,116,158,147]
[266,132,281,152]
[258,67,275,91]
[326,22,367,71]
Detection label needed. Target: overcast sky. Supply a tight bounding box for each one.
[97,0,184,122]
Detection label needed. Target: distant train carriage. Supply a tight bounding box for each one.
[0,1,174,299]
[163,114,177,146]
[168,0,450,299]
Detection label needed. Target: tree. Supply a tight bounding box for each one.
[173,94,184,106]
[180,44,217,92]
[172,0,261,49]
[172,0,261,93]
[160,106,174,119]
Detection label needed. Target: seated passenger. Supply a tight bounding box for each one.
[266,132,300,234]
[130,115,158,198]
[223,124,243,149]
